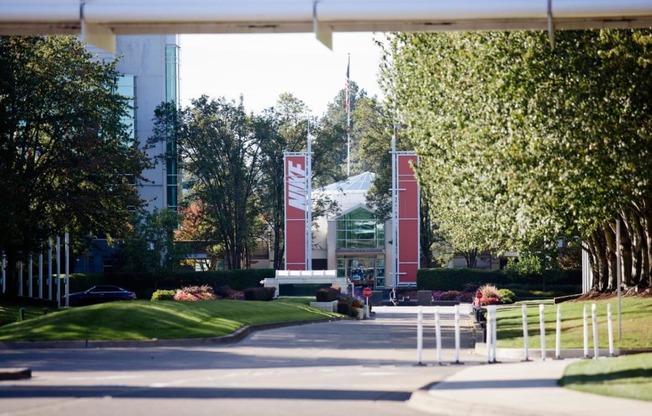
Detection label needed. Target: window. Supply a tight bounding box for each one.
[336,207,385,249]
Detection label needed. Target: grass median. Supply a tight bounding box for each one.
[495,297,652,350]
[0,298,341,342]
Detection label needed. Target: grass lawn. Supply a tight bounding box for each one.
[0,298,340,342]
[559,353,652,401]
[495,297,652,350]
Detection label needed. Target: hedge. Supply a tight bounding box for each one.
[417,268,581,291]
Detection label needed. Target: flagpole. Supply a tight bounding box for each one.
[346,53,351,177]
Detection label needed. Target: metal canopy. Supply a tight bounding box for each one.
[1,0,652,52]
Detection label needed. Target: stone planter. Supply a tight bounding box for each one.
[356,307,364,320]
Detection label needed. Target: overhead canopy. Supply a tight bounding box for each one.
[1,0,652,52]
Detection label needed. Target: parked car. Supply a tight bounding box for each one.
[68,285,136,306]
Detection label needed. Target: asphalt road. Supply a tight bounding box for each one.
[0,306,484,416]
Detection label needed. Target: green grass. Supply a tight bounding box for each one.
[0,299,340,342]
[0,303,61,325]
[560,353,652,401]
[495,297,652,350]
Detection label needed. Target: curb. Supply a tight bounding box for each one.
[474,343,621,360]
[0,317,344,350]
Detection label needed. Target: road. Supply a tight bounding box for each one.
[0,306,484,416]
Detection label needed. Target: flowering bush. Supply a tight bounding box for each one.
[173,285,216,301]
[441,290,461,301]
[432,290,444,301]
[151,289,176,301]
[456,291,475,303]
[475,284,501,306]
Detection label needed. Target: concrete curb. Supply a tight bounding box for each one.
[0,317,344,350]
[474,343,620,360]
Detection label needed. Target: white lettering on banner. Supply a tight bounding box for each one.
[288,161,307,211]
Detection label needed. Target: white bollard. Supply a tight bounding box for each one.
[486,305,497,363]
[583,305,589,358]
[486,306,493,363]
[28,254,33,298]
[522,304,529,361]
[592,303,600,359]
[539,304,546,361]
[56,236,61,306]
[417,306,424,365]
[454,304,461,364]
[491,305,498,362]
[48,239,53,300]
[38,252,43,299]
[607,304,615,357]
[555,305,562,359]
[435,307,443,364]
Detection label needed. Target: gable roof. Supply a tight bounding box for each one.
[322,172,375,193]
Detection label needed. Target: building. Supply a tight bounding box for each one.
[75,35,181,273]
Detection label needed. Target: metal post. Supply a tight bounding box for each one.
[416,306,424,365]
[522,304,529,361]
[65,232,70,307]
[583,305,589,358]
[1,251,5,294]
[19,261,23,297]
[539,304,546,361]
[56,236,61,307]
[28,254,33,298]
[607,303,615,357]
[491,305,497,362]
[306,125,312,270]
[453,304,461,364]
[616,219,622,340]
[435,307,442,365]
[38,252,43,299]
[555,305,562,359]
[592,303,599,359]
[48,239,53,300]
[390,130,398,288]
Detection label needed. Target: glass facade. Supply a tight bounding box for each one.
[116,75,135,143]
[336,208,385,249]
[165,44,180,211]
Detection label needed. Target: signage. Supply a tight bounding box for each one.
[284,154,308,270]
[363,287,372,298]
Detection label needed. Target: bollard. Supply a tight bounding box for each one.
[592,303,599,359]
[416,306,424,365]
[607,304,615,357]
[486,305,497,363]
[539,304,546,361]
[583,305,589,358]
[486,306,493,363]
[18,307,26,322]
[435,307,443,365]
[453,304,462,364]
[555,305,562,360]
[491,305,497,362]
[522,304,530,361]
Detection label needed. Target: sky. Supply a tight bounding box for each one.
[179,32,385,116]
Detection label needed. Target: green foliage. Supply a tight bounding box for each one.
[151,289,176,301]
[120,208,188,275]
[0,36,149,292]
[417,268,507,291]
[497,288,517,304]
[382,30,652,289]
[503,254,543,279]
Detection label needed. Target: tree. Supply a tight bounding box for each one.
[0,36,149,293]
[151,96,261,270]
[381,30,652,289]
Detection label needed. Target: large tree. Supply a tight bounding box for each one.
[381,30,652,290]
[151,96,261,270]
[0,36,149,293]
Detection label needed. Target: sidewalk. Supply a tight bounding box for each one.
[408,358,652,416]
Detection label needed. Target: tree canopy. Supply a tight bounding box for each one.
[381,30,652,289]
[0,36,149,289]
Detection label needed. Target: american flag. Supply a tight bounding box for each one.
[345,54,350,115]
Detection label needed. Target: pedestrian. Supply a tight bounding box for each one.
[390,287,398,306]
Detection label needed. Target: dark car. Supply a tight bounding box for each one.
[68,285,137,306]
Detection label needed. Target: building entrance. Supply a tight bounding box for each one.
[337,255,385,288]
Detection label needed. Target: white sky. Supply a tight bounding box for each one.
[179,32,385,116]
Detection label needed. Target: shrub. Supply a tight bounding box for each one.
[173,285,216,301]
[456,291,475,303]
[417,268,507,291]
[441,290,461,301]
[151,289,176,301]
[498,288,517,304]
[213,285,244,300]
[337,300,352,316]
[243,286,276,301]
[316,287,339,302]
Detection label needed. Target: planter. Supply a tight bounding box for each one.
[356,307,364,320]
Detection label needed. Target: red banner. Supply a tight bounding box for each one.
[284,154,308,270]
[398,154,419,284]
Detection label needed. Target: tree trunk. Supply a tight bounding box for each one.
[604,222,617,291]
[617,212,633,288]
